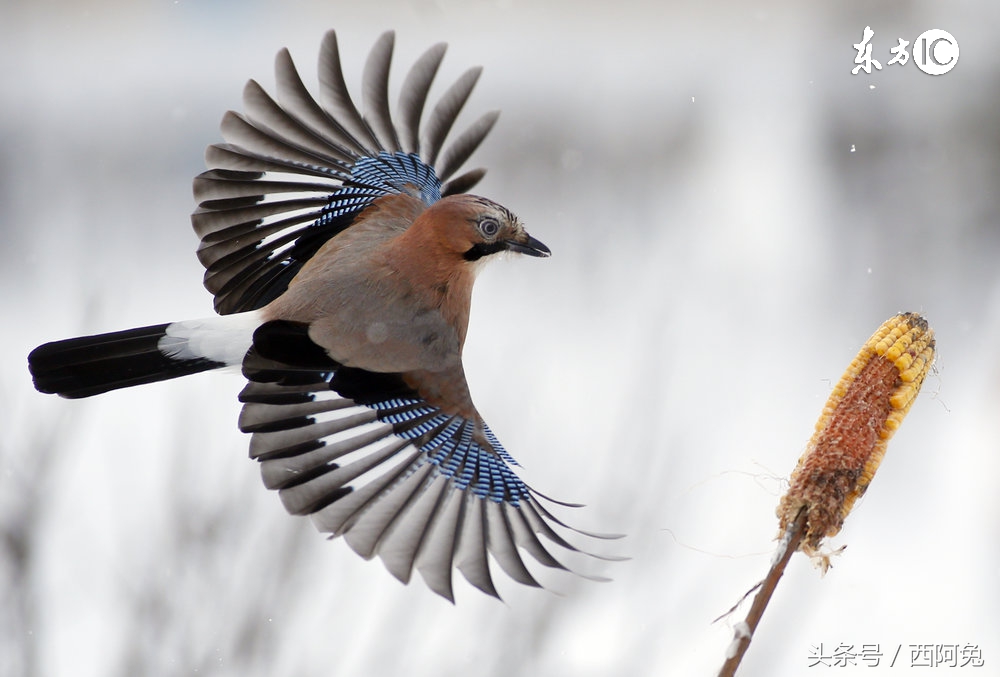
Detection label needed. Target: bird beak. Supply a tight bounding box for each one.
[505,234,551,258]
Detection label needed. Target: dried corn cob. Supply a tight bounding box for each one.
[776,312,935,553]
[720,313,935,676]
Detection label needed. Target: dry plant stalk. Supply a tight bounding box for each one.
[719,312,935,677]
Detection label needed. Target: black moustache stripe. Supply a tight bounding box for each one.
[463,241,507,261]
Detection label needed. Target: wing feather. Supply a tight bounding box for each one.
[361,31,401,152]
[310,447,423,535]
[453,493,500,598]
[203,143,336,179]
[378,473,453,584]
[235,326,620,599]
[435,110,499,182]
[484,500,541,587]
[414,485,465,601]
[274,47,369,156]
[342,461,436,559]
[193,170,335,203]
[397,42,447,154]
[317,30,381,151]
[279,437,413,516]
[243,79,357,164]
[219,111,348,170]
[420,67,482,168]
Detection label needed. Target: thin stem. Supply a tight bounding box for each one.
[717,507,807,677]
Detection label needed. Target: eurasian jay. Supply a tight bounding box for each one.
[28,30,618,601]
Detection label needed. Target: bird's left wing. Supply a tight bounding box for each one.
[192,30,498,315]
[240,321,620,601]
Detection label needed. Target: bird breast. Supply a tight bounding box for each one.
[263,241,472,375]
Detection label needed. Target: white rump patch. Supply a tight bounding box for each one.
[158,311,263,365]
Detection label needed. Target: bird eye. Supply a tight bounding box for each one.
[478,217,500,238]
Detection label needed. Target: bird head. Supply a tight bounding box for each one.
[423,195,550,262]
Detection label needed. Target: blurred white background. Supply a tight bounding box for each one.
[3,1,998,675]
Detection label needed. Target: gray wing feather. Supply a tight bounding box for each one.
[239,393,358,433]
[361,31,401,152]
[435,110,499,182]
[274,46,368,156]
[442,168,487,197]
[397,42,447,154]
[220,111,344,169]
[309,447,422,535]
[203,143,334,179]
[414,485,465,601]
[378,474,453,584]
[243,79,356,164]
[248,410,381,464]
[279,438,413,516]
[258,426,393,491]
[193,170,334,203]
[454,493,500,598]
[343,462,436,559]
[420,66,482,168]
[317,30,381,151]
[485,500,541,588]
[192,197,325,239]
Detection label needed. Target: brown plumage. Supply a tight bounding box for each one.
[27,30,620,601]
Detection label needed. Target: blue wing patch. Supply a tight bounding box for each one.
[318,151,443,225]
[367,395,528,506]
[349,152,443,203]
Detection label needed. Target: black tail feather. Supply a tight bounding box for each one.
[29,323,224,399]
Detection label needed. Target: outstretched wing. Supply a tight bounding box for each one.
[191,30,499,315]
[240,321,621,601]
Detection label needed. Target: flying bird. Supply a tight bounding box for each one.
[28,30,619,601]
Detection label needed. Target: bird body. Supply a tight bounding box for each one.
[268,193,489,374]
[28,30,617,600]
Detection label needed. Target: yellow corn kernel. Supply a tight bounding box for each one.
[776,313,935,552]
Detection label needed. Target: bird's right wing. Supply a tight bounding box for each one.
[192,30,499,315]
[239,321,622,601]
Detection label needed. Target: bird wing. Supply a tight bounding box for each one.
[239,320,621,601]
[191,30,499,315]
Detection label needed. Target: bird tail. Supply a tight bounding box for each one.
[29,312,262,399]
